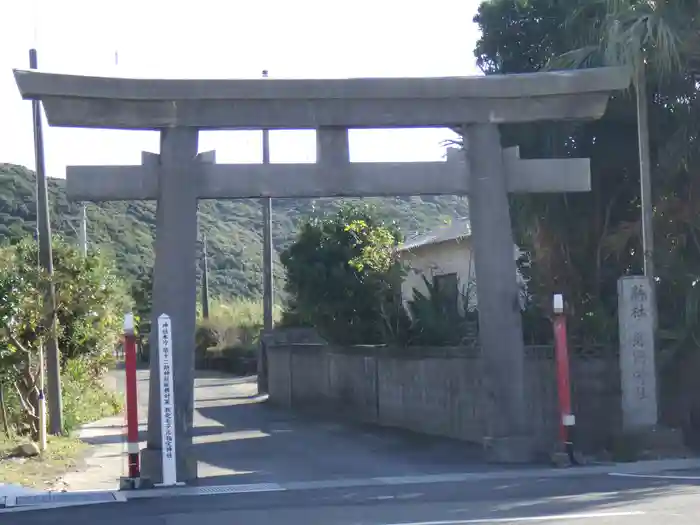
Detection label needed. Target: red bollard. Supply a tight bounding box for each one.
[124,313,140,479]
[553,294,577,464]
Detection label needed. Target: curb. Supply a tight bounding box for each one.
[0,491,124,514]
[4,456,698,512]
[122,456,700,501]
[601,457,700,475]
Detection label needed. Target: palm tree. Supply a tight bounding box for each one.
[550,0,698,284]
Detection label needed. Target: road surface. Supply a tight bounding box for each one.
[8,469,700,524]
[120,369,496,486]
[7,370,700,523]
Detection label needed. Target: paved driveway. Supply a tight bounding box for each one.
[121,369,492,486]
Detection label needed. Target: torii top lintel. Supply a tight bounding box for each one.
[13,67,631,130]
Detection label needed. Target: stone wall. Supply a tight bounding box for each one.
[267,344,621,453]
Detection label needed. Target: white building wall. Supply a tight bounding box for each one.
[399,239,476,313]
[399,238,526,313]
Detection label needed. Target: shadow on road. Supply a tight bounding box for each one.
[191,375,496,487]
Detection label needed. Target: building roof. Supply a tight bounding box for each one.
[398,218,471,252]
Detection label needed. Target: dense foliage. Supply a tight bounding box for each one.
[281,204,406,345]
[281,206,489,347]
[474,0,700,354]
[0,164,470,300]
[0,237,126,436]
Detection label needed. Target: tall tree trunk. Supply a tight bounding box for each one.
[0,382,10,438]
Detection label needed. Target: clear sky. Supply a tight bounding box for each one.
[0,0,482,178]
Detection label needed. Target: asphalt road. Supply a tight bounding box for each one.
[8,470,700,524]
[9,369,700,523]
[117,369,498,486]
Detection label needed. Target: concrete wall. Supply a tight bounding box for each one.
[267,344,621,453]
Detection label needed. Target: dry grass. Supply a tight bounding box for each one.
[0,434,87,488]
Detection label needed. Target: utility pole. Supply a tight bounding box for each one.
[201,235,210,319]
[261,69,274,332]
[636,60,657,330]
[637,65,654,281]
[79,203,87,257]
[258,69,274,395]
[65,204,87,256]
[29,48,63,435]
[32,225,46,450]
[262,195,273,330]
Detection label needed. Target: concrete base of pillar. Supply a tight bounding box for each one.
[140,447,163,485]
[483,435,536,464]
[140,447,199,485]
[119,476,154,491]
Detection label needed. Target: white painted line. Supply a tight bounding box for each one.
[375,474,478,485]
[124,481,286,500]
[380,510,645,524]
[396,493,424,500]
[610,472,700,481]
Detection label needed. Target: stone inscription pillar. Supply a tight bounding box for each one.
[618,275,658,430]
[142,127,200,483]
[464,124,529,459]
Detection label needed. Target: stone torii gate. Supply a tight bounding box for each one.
[14,66,630,482]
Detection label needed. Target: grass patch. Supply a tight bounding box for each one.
[62,378,123,434]
[0,435,87,488]
[61,359,123,434]
[0,361,123,489]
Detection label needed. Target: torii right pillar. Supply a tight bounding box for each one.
[465,124,530,460]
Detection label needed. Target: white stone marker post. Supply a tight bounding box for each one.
[157,314,178,486]
[617,276,658,430]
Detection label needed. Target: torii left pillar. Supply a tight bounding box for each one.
[140,128,201,483]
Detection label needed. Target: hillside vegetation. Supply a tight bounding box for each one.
[0,163,469,298]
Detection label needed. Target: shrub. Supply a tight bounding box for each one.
[280,203,405,345]
[0,236,127,437]
[61,357,122,434]
[401,275,479,347]
[195,300,279,373]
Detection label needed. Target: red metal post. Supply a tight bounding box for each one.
[553,294,576,463]
[124,313,140,479]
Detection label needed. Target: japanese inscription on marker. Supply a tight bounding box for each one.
[617,276,658,429]
[158,314,177,484]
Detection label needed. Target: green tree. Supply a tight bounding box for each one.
[10,238,129,370]
[473,0,700,351]
[474,0,639,343]
[551,0,699,287]
[280,203,405,345]
[0,237,128,435]
[546,0,700,352]
[130,267,153,358]
[0,259,46,436]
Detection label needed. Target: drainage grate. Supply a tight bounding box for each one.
[186,483,285,496]
[16,492,119,506]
